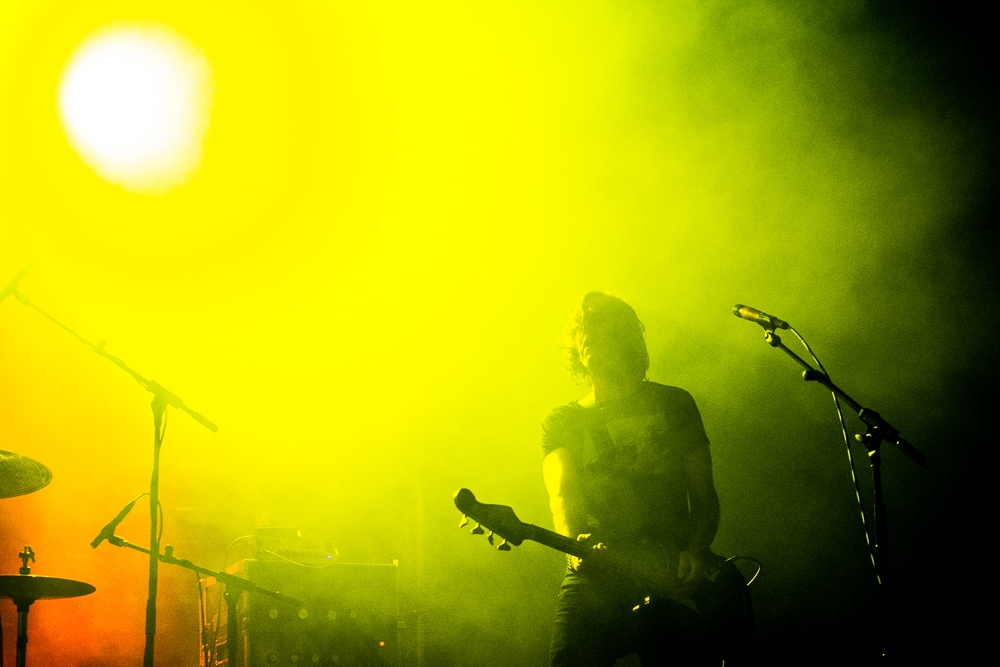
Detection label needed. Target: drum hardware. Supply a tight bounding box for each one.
[0,546,96,667]
[0,452,51,500]
[0,450,56,667]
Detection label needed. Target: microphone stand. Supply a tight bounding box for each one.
[756,326,925,659]
[11,289,218,667]
[104,535,303,666]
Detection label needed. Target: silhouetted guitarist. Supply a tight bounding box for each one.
[542,292,723,666]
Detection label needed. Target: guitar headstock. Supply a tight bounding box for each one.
[453,488,529,548]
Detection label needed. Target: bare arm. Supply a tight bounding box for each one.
[677,445,720,586]
[685,445,720,553]
[542,447,588,539]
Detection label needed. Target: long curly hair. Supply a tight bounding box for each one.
[561,292,649,384]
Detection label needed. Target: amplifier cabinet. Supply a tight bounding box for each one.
[202,560,399,667]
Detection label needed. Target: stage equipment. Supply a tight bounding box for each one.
[733,303,926,659]
[0,260,34,306]
[200,560,400,667]
[0,546,96,667]
[105,536,302,667]
[252,526,337,564]
[0,451,51,499]
[732,303,790,330]
[9,282,218,667]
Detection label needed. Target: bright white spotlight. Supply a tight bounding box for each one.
[58,24,213,193]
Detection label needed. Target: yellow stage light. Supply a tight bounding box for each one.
[57,23,212,193]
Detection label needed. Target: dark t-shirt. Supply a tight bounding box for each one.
[541,381,710,551]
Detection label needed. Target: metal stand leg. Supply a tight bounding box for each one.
[143,397,167,667]
[861,428,896,658]
[224,588,244,667]
[14,602,30,667]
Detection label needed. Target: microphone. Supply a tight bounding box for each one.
[90,494,144,548]
[0,259,35,305]
[733,304,790,330]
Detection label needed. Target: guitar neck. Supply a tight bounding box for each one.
[524,523,588,559]
[453,489,751,637]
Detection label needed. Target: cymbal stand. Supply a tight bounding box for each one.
[757,327,926,658]
[11,290,218,666]
[13,546,35,667]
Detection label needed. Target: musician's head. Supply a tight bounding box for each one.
[562,292,649,385]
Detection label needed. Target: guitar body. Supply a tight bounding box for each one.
[599,544,754,663]
[690,557,755,664]
[454,488,755,663]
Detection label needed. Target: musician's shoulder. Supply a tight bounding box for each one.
[640,382,702,414]
[543,400,586,429]
[549,396,588,412]
[642,381,693,400]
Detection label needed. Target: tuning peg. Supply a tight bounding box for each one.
[497,539,511,551]
[458,515,469,528]
[471,523,485,535]
[487,531,494,546]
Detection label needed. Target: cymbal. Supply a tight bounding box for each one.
[0,450,52,499]
[0,575,95,603]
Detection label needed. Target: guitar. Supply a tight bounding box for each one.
[454,488,754,660]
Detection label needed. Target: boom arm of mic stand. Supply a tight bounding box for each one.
[762,330,926,465]
[105,536,303,607]
[12,289,218,432]
[107,534,302,667]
